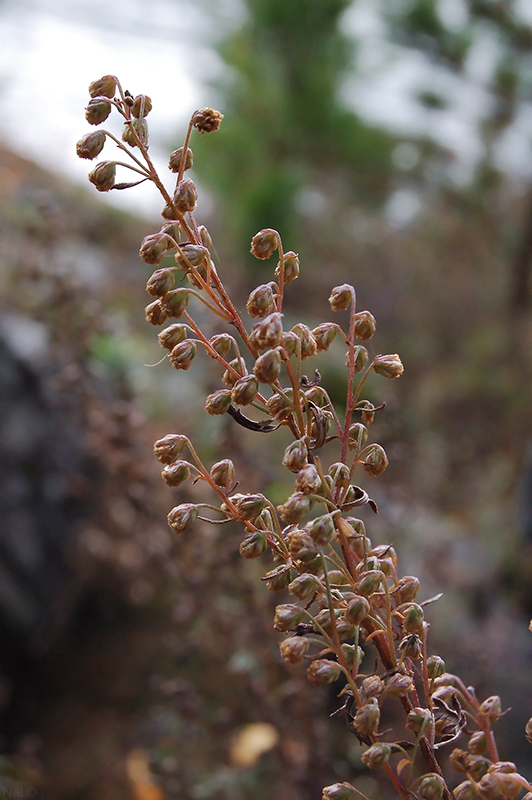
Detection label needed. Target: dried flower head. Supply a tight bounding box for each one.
[192,107,224,133]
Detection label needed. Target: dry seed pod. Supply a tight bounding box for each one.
[307,514,335,546]
[88,74,117,98]
[353,346,369,373]
[406,707,432,735]
[140,233,170,265]
[210,459,235,488]
[169,340,197,370]
[479,696,502,722]
[295,464,321,495]
[205,390,232,415]
[392,575,420,604]
[145,299,169,326]
[85,98,112,125]
[399,634,422,659]
[88,161,116,191]
[192,107,223,133]
[307,659,341,686]
[282,330,299,356]
[76,130,106,160]
[131,94,153,118]
[288,531,319,563]
[175,244,207,269]
[453,782,476,800]
[328,462,350,489]
[345,595,370,625]
[158,324,187,350]
[402,603,424,633]
[278,493,311,525]
[282,438,309,473]
[161,460,191,487]
[426,655,445,679]
[329,284,353,311]
[373,353,404,379]
[231,375,259,406]
[361,444,388,476]
[226,493,266,521]
[468,730,487,755]
[239,531,268,559]
[312,323,337,352]
[122,118,148,148]
[279,636,310,664]
[385,671,415,697]
[167,503,198,533]
[246,284,276,318]
[291,324,317,359]
[250,312,284,349]
[174,178,197,213]
[419,775,445,800]
[163,288,189,319]
[169,146,193,172]
[353,311,376,341]
[222,357,247,387]
[322,784,359,800]
[354,698,380,735]
[153,434,187,464]
[209,333,233,358]
[146,268,175,297]
[254,348,281,383]
[275,251,299,283]
[274,604,306,631]
[288,572,322,600]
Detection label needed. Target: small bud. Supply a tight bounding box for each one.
[288,531,319,563]
[209,333,233,358]
[426,655,446,679]
[175,244,207,269]
[279,636,310,664]
[168,146,193,172]
[295,465,322,495]
[254,348,282,383]
[167,503,198,533]
[307,659,341,686]
[161,460,191,487]
[174,178,197,213]
[345,595,370,625]
[145,299,169,326]
[479,696,502,722]
[353,346,369,374]
[288,573,323,600]
[88,160,115,191]
[222,357,247,387]
[231,375,259,406]
[158,323,187,350]
[250,228,279,260]
[153,434,187,464]
[122,118,148,148]
[275,251,300,283]
[192,107,224,133]
[250,312,284,349]
[453,782,477,800]
[239,531,268,559]
[278,493,311,525]
[146,268,175,297]
[291,324,317,359]
[163,288,190,319]
[274,603,306,632]
[347,423,368,451]
[356,570,383,597]
[161,203,178,220]
[88,74,117,98]
[360,675,385,701]
[283,439,309,473]
[468,730,487,755]
[392,575,420,604]
[419,775,445,800]
[205,389,232,415]
[307,514,335,546]
[131,94,153,118]
[169,340,197,370]
[228,493,266,521]
[76,130,106,160]
[406,707,433,735]
[312,323,337,352]
[282,330,299,356]
[322,784,358,800]
[341,643,364,669]
[361,444,388,477]
[246,284,276,318]
[210,459,235,489]
[140,233,170,265]
[373,353,404,379]
[329,284,353,311]
[385,672,415,697]
[361,743,391,770]
[267,390,294,420]
[354,699,380,735]
[325,463,348,491]
[353,311,377,341]
[402,603,424,633]
[199,225,212,248]
[85,98,112,125]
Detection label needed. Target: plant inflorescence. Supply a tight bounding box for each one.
[77,74,532,800]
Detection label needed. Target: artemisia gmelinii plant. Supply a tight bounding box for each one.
[77,75,532,800]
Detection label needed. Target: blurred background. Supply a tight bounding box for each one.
[1,0,532,797]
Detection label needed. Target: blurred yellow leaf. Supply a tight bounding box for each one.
[126,750,164,800]
[230,722,280,768]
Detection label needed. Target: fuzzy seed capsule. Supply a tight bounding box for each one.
[85,98,112,125]
[210,459,235,489]
[402,603,424,633]
[168,146,193,172]
[399,634,422,659]
[122,118,148,148]
[328,462,350,489]
[88,74,117,98]
[140,233,170,265]
[266,390,294,420]
[360,675,385,701]
[158,323,187,350]
[145,299,169,326]
[353,311,376,341]
[361,743,391,770]
[222,357,247,387]
[385,672,415,697]
[163,288,190,319]
[282,331,299,357]
[192,107,223,133]
[291,324,317,359]
[209,333,233,358]
[345,595,370,625]
[161,460,191,487]
[307,659,341,686]
[282,439,309,473]
[250,312,284,350]
[288,531,319,563]
[246,284,276,318]
[288,573,323,600]
[250,228,279,260]
[354,346,369,373]
[175,244,207,269]
[361,444,388,477]
[76,130,106,160]
[373,353,404,379]
[227,493,266,521]
[153,434,187,464]
[174,178,197,213]
[393,575,420,604]
[354,698,380,735]
[426,655,446,679]
[278,493,311,525]
[347,423,368,451]
[295,465,321,495]
[88,161,116,191]
[329,284,353,311]
[419,775,445,800]
[279,636,310,664]
[131,94,152,118]
[266,568,292,593]
[167,503,198,533]
[205,390,231,415]
[307,514,335,546]
[275,250,300,283]
[312,323,337,352]
[356,570,383,597]
[231,375,259,406]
